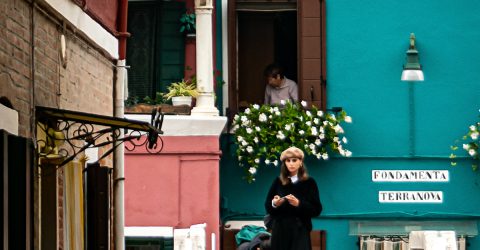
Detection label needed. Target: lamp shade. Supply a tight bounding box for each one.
[401,69,424,81]
[401,33,424,81]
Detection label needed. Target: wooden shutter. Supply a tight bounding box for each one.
[227,0,238,120]
[155,2,186,93]
[298,0,326,110]
[127,3,156,98]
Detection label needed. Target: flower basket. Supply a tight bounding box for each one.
[232,101,353,182]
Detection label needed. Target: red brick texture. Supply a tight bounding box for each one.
[0,0,114,138]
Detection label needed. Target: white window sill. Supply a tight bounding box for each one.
[125,114,227,136]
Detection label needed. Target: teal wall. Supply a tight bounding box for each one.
[220,0,480,249]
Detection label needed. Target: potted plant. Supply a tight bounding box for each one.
[180,11,196,37]
[164,79,199,106]
[232,101,353,182]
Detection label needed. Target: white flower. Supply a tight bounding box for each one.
[237,136,244,142]
[285,124,292,131]
[238,156,242,161]
[254,137,259,143]
[315,139,321,145]
[234,114,239,121]
[301,100,307,107]
[245,108,251,114]
[273,160,278,166]
[255,126,261,132]
[317,110,324,117]
[252,104,260,109]
[309,144,315,150]
[246,146,253,153]
[254,158,260,163]
[323,121,328,125]
[269,107,274,113]
[246,128,253,134]
[273,107,279,112]
[316,153,322,159]
[306,111,312,117]
[280,100,286,105]
[276,131,285,140]
[342,137,348,144]
[334,124,344,133]
[311,127,318,136]
[344,116,352,123]
[241,140,248,146]
[299,130,305,135]
[322,153,329,160]
[463,144,470,150]
[241,116,248,122]
[319,134,325,140]
[470,125,476,131]
[320,127,325,133]
[269,115,273,119]
[314,118,320,125]
[345,150,352,157]
[248,167,257,174]
[265,159,271,165]
[275,111,281,116]
[333,137,339,142]
[259,113,267,122]
[469,149,477,156]
[471,132,479,140]
[306,121,312,126]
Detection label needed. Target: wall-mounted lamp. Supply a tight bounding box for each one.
[401,33,424,81]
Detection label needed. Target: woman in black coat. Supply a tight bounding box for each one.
[264,147,322,250]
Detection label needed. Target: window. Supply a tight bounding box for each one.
[228,0,326,116]
[127,1,186,100]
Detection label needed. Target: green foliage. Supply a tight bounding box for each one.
[180,12,196,33]
[450,110,480,170]
[163,79,199,99]
[124,93,166,107]
[125,95,140,107]
[232,101,353,183]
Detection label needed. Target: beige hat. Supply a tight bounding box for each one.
[280,146,304,161]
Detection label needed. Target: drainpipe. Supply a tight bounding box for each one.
[115,0,129,249]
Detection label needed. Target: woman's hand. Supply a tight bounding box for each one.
[284,194,300,207]
[272,195,286,207]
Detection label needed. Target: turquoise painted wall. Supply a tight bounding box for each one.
[220,0,480,249]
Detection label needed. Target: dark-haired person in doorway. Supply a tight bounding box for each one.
[264,147,322,250]
[264,63,298,105]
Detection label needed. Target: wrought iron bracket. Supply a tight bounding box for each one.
[36,106,165,168]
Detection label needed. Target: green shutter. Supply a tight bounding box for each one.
[127,1,185,99]
[127,2,156,98]
[156,2,186,93]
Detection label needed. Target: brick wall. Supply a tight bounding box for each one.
[0,0,116,248]
[0,0,114,137]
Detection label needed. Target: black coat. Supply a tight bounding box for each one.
[264,177,322,250]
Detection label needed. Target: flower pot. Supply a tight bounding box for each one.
[171,96,192,106]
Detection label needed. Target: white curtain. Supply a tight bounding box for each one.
[63,160,85,250]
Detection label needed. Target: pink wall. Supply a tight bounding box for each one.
[125,135,221,250]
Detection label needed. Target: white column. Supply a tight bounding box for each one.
[191,0,219,116]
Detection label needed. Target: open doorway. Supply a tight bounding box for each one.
[237,11,297,108]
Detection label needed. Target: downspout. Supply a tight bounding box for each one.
[115,0,129,249]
